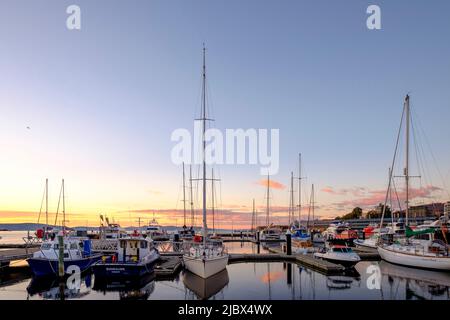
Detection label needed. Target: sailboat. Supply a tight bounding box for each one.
[182,45,228,279]
[27,179,103,277]
[259,174,283,241]
[377,95,450,270]
[179,162,195,240]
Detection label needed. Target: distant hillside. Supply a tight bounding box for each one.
[0,223,55,231]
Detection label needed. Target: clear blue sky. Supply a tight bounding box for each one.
[0,0,449,225]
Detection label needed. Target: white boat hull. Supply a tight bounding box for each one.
[378,245,450,271]
[354,239,378,249]
[183,254,228,279]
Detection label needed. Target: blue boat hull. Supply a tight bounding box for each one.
[92,259,157,278]
[27,255,103,277]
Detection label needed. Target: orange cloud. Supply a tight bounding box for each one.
[255,179,286,190]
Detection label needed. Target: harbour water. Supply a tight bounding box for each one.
[1,233,450,300]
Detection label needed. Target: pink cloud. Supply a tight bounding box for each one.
[255,179,286,190]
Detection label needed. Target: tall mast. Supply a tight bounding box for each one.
[201,44,208,244]
[311,184,315,228]
[189,165,194,227]
[298,153,302,223]
[404,94,410,225]
[182,162,187,228]
[266,174,270,226]
[251,199,256,231]
[289,171,294,225]
[62,179,65,234]
[45,178,48,226]
[211,168,215,233]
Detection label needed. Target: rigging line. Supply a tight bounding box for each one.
[413,107,450,199]
[412,110,440,205]
[380,100,406,230]
[37,183,46,224]
[392,172,403,213]
[54,182,63,226]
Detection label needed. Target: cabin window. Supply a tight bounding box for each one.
[140,241,147,249]
[120,241,125,248]
[53,244,59,249]
[70,243,78,250]
[41,243,51,250]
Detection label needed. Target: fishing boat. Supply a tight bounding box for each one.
[92,231,160,277]
[377,95,450,270]
[27,180,103,277]
[99,216,127,240]
[27,235,103,277]
[322,222,358,245]
[182,45,228,279]
[145,214,169,241]
[314,244,361,268]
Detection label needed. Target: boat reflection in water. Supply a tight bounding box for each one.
[326,269,361,291]
[379,261,450,300]
[93,273,155,300]
[183,269,229,300]
[27,274,92,300]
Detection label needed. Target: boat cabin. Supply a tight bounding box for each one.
[117,237,155,263]
[35,237,90,260]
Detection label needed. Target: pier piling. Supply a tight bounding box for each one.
[58,235,64,277]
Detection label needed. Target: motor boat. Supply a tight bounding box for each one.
[259,226,282,241]
[92,231,160,278]
[322,222,358,244]
[314,245,361,268]
[145,218,169,241]
[27,233,103,277]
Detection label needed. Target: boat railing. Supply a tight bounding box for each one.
[183,241,228,258]
[91,239,118,253]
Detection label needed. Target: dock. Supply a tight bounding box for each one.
[353,247,380,260]
[0,247,39,269]
[154,256,182,278]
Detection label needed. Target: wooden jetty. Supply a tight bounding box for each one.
[353,247,380,260]
[266,247,346,274]
[154,256,182,278]
[0,247,39,269]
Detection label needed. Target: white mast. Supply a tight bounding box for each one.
[182,162,187,228]
[62,179,65,234]
[298,153,302,223]
[266,174,270,226]
[201,44,208,245]
[45,178,48,226]
[211,168,215,233]
[289,171,294,225]
[189,165,194,227]
[404,94,410,225]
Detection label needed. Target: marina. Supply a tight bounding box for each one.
[2,239,450,300]
[1,1,450,309]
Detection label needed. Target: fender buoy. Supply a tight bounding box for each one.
[112,255,117,263]
[36,229,44,239]
[194,235,202,242]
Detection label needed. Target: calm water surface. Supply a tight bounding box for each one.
[1,234,450,300]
